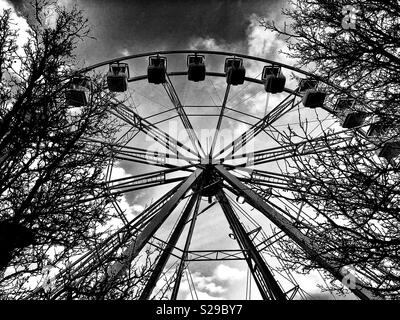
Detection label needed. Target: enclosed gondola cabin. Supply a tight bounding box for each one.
[334,98,366,128]
[224,57,245,85]
[367,121,388,137]
[107,62,130,92]
[302,90,326,108]
[377,140,400,162]
[147,55,167,84]
[65,76,91,107]
[262,66,286,93]
[342,112,367,128]
[187,54,206,82]
[298,78,318,92]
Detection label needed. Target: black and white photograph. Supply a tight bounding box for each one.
[0,0,399,313]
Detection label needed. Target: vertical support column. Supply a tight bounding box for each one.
[215,165,375,300]
[171,194,201,300]
[139,193,200,300]
[104,169,203,291]
[216,189,286,300]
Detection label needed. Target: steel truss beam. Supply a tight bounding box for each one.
[215,165,376,300]
[36,182,185,299]
[186,250,246,261]
[139,193,201,299]
[84,137,197,169]
[235,169,314,194]
[110,102,200,159]
[215,95,299,159]
[216,189,286,300]
[103,169,203,289]
[209,83,231,157]
[225,130,353,167]
[163,75,206,158]
[104,166,192,195]
[147,236,248,262]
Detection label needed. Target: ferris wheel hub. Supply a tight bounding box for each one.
[200,158,223,165]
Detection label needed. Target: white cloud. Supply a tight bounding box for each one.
[108,165,144,219]
[213,264,246,282]
[0,0,30,50]
[247,16,283,58]
[173,264,247,299]
[188,36,242,53]
[120,48,130,56]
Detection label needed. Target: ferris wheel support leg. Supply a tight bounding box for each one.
[170,192,202,300]
[104,169,203,291]
[214,165,376,300]
[216,189,286,300]
[139,193,201,300]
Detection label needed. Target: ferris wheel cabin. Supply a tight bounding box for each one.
[298,78,318,92]
[107,62,130,92]
[147,55,167,84]
[302,91,326,108]
[367,120,388,137]
[299,78,326,109]
[187,54,206,82]
[224,57,246,85]
[262,66,286,93]
[65,75,91,107]
[377,140,400,162]
[334,98,367,128]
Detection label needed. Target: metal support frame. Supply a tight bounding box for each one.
[225,130,352,167]
[209,83,231,157]
[39,181,186,299]
[216,189,286,300]
[105,166,192,196]
[170,191,202,300]
[215,96,299,159]
[139,193,200,299]
[104,168,203,288]
[84,137,197,169]
[215,165,375,300]
[163,74,205,158]
[110,102,200,159]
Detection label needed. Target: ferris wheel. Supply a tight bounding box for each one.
[33,50,392,300]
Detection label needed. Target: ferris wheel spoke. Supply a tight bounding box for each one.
[104,166,193,196]
[215,95,299,159]
[214,165,375,300]
[84,137,197,169]
[163,75,206,158]
[234,168,315,188]
[209,83,231,157]
[109,102,200,160]
[225,128,354,167]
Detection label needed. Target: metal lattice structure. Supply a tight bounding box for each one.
[30,50,391,300]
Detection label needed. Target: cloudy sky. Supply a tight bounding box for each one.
[2,0,347,300]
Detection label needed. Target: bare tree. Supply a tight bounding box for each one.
[260,0,400,298]
[0,0,126,298]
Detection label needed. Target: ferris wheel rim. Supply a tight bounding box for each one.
[75,49,372,113]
